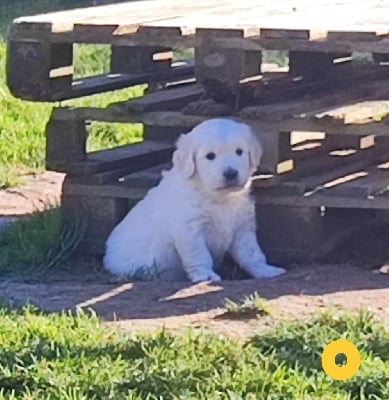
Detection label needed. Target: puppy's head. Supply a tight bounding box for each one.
[172,118,263,192]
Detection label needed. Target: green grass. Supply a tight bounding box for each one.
[0,306,386,399]
[0,206,86,278]
[223,292,272,319]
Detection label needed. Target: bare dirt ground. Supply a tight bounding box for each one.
[0,171,65,216]
[1,172,389,337]
[1,263,389,338]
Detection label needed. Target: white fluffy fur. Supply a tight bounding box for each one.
[103,118,285,282]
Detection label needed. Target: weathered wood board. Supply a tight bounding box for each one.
[8,0,389,101]
[64,146,389,211]
[45,66,389,177]
[12,0,389,42]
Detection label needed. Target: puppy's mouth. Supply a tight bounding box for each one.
[216,181,246,191]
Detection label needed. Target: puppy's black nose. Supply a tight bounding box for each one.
[223,168,238,181]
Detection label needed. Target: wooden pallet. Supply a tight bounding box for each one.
[63,149,385,262]
[8,0,389,101]
[8,0,389,264]
[63,149,389,210]
[49,64,389,176]
[55,66,389,260]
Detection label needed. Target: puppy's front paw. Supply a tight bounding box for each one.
[190,270,222,283]
[251,264,286,279]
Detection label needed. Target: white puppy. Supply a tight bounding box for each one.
[103,118,285,282]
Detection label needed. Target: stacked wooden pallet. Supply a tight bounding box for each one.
[8,0,389,101]
[7,0,389,262]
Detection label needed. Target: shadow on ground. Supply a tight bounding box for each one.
[0,262,388,322]
[1,210,389,330]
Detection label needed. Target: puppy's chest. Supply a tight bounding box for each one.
[202,205,241,255]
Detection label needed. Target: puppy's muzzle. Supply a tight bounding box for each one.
[223,168,239,184]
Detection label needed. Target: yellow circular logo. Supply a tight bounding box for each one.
[322,339,361,380]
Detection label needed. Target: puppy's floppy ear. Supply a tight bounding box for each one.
[247,128,263,173]
[172,133,196,179]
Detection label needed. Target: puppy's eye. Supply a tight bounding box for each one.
[236,148,243,156]
[206,152,216,160]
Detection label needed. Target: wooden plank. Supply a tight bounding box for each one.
[70,161,169,185]
[72,60,193,96]
[49,140,174,175]
[273,132,362,169]
[110,45,172,74]
[71,19,188,40]
[241,75,389,123]
[276,141,389,197]
[251,130,292,174]
[11,1,260,41]
[13,0,389,35]
[63,180,149,200]
[114,84,204,113]
[48,104,389,141]
[39,29,389,56]
[259,29,309,39]
[293,141,389,184]
[182,99,232,117]
[289,51,352,81]
[119,163,169,188]
[195,28,260,100]
[62,179,129,254]
[250,145,389,209]
[243,50,263,80]
[254,118,389,138]
[314,101,389,125]
[373,53,389,64]
[46,109,87,170]
[9,0,389,55]
[7,25,74,99]
[9,55,194,101]
[252,139,389,197]
[7,39,52,101]
[323,134,371,152]
[253,192,389,209]
[48,107,389,139]
[143,125,184,143]
[50,42,73,70]
[238,64,389,112]
[211,35,389,55]
[88,141,168,164]
[143,16,260,38]
[317,164,389,198]
[50,20,191,44]
[9,21,56,40]
[326,31,379,41]
[12,1,196,26]
[255,205,370,264]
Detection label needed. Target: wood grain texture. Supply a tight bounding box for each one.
[50,140,174,175]
[8,0,389,101]
[9,0,389,51]
[13,0,389,37]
